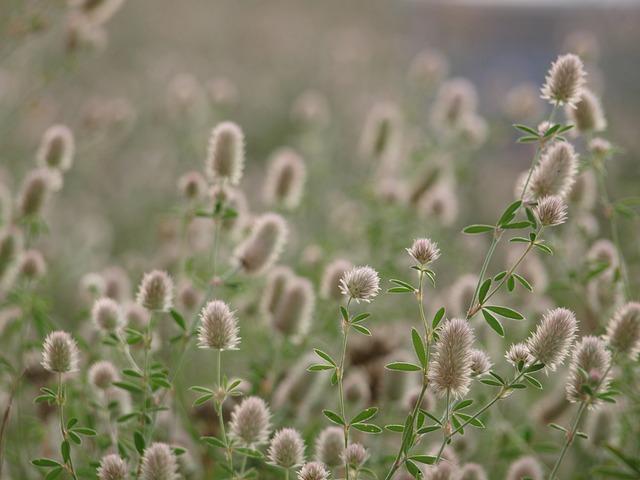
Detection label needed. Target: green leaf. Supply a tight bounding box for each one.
[416,425,440,434]
[313,349,337,367]
[351,423,382,434]
[512,273,532,291]
[32,458,62,468]
[411,328,427,368]
[134,431,145,455]
[169,309,186,331]
[390,279,416,290]
[455,413,485,428]
[432,307,445,329]
[340,306,349,323]
[534,243,554,255]
[60,440,70,463]
[194,393,214,405]
[524,363,545,373]
[513,124,540,136]
[453,399,473,411]
[351,407,378,424]
[388,286,415,293]
[497,200,523,226]
[122,369,143,378]
[45,467,63,480]
[410,455,437,465]
[385,362,422,372]
[485,305,524,320]
[189,385,214,394]
[462,224,494,234]
[307,364,335,372]
[235,447,264,459]
[113,381,144,394]
[351,312,370,324]
[66,418,78,429]
[201,436,227,448]
[524,375,543,389]
[517,135,540,143]
[73,427,96,436]
[323,409,345,426]
[549,423,567,433]
[478,278,491,304]
[385,424,405,432]
[352,324,372,336]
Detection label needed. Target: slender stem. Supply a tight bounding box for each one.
[215,349,234,472]
[338,299,352,480]
[434,390,452,463]
[57,373,78,480]
[466,232,501,319]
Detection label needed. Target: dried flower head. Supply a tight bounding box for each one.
[534,195,568,226]
[197,300,240,351]
[526,142,578,201]
[566,88,606,133]
[506,456,543,480]
[233,213,288,275]
[407,238,441,265]
[41,330,80,374]
[268,428,306,469]
[505,343,532,368]
[604,302,640,358]
[526,308,578,371]
[320,259,353,300]
[97,453,128,480]
[230,396,272,446]
[271,276,315,337]
[469,349,492,376]
[297,461,330,480]
[178,171,207,200]
[140,442,179,480]
[339,265,380,303]
[342,443,369,469]
[314,427,344,467]
[206,121,245,185]
[429,318,475,398]
[17,168,54,218]
[37,124,75,171]
[89,360,119,390]
[540,53,587,107]
[566,336,611,406]
[92,297,124,332]
[136,270,174,312]
[263,148,307,210]
[459,463,488,480]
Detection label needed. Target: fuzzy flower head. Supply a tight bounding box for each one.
[359,101,402,161]
[17,249,47,280]
[469,349,492,376]
[206,121,245,185]
[41,331,80,374]
[197,300,240,351]
[92,297,124,332]
[261,266,293,317]
[0,227,23,277]
[526,308,578,371]
[178,171,207,201]
[229,396,272,446]
[566,88,606,133]
[526,142,578,201]
[429,318,475,398]
[37,124,75,171]
[17,168,53,218]
[566,336,611,406]
[459,463,488,480]
[604,302,640,359]
[140,442,178,480]
[407,238,441,266]
[268,428,306,469]
[540,53,587,107]
[506,456,543,480]
[297,461,330,480]
[320,259,353,301]
[342,443,369,469]
[97,453,128,480]
[505,343,532,369]
[233,213,288,275]
[431,77,478,131]
[136,270,174,312]
[534,195,568,227]
[271,276,315,338]
[263,147,307,210]
[314,427,344,467]
[89,360,119,390]
[339,265,380,303]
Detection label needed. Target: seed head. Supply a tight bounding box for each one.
[506,456,543,480]
[566,88,606,133]
[314,427,344,467]
[140,442,178,480]
[342,443,369,469]
[92,297,124,332]
[339,265,380,303]
[233,213,288,275]
[41,330,80,374]
[526,308,578,371]
[459,463,488,480]
[271,276,315,338]
[407,238,440,266]
[136,270,174,312]
[534,195,568,227]
[178,171,207,201]
[229,396,272,446]
[263,148,307,210]
[469,349,492,376]
[604,302,640,359]
[37,124,75,171]
[527,142,578,200]
[505,343,532,368]
[97,453,128,480]
[540,54,587,107]
[566,336,611,406]
[17,168,53,218]
[268,428,305,469]
[197,300,240,351]
[297,461,330,480]
[89,360,119,390]
[429,318,475,398]
[320,259,353,300]
[206,121,245,185]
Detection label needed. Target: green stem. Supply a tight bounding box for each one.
[547,401,587,480]
[338,299,352,480]
[57,373,78,480]
[467,232,501,318]
[215,349,234,472]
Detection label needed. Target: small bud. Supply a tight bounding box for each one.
[339,265,380,303]
[89,360,119,390]
[197,300,240,351]
[505,343,532,368]
[314,427,344,467]
[604,302,640,359]
[92,297,124,332]
[136,270,174,312]
[263,148,307,210]
[41,330,80,374]
[469,349,492,376]
[268,428,306,469]
[406,238,441,266]
[37,124,74,171]
[540,53,587,107]
[229,396,272,446]
[140,442,179,480]
[534,195,568,226]
[206,121,245,185]
[526,308,578,371]
[429,318,475,398]
[97,453,128,480]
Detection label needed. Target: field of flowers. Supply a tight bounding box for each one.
[1,1,639,479]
